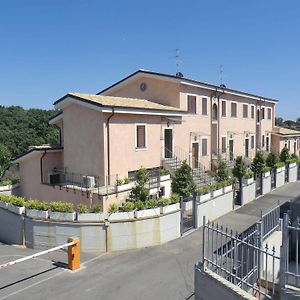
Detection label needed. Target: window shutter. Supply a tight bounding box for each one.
[137,126,146,148]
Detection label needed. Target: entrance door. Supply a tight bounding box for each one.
[245,138,249,158]
[266,137,270,152]
[229,140,234,161]
[192,143,199,168]
[164,129,173,158]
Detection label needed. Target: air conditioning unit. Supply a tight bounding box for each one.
[48,173,61,185]
[83,176,95,188]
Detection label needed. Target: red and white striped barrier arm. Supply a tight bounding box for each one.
[0,240,75,270]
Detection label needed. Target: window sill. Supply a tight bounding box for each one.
[135,147,147,152]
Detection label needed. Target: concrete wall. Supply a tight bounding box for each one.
[195,264,256,300]
[0,207,24,245]
[196,191,233,228]
[276,168,285,188]
[262,173,271,195]
[241,181,256,205]
[288,163,297,183]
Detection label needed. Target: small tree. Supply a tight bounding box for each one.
[251,151,265,176]
[232,156,247,181]
[266,152,279,169]
[216,159,229,182]
[0,144,11,180]
[130,167,150,202]
[171,160,196,197]
[280,147,290,163]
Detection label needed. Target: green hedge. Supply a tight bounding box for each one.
[275,161,285,168]
[0,179,18,186]
[196,179,233,195]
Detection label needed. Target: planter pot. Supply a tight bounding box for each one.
[49,211,76,221]
[276,167,285,173]
[7,204,25,215]
[0,183,19,192]
[77,212,104,222]
[212,188,223,198]
[26,209,49,219]
[243,177,254,185]
[199,193,211,202]
[108,211,135,221]
[135,207,160,219]
[0,200,8,209]
[289,163,297,168]
[263,171,270,178]
[223,185,233,193]
[116,183,133,193]
[182,200,193,211]
[160,174,171,181]
[160,203,180,214]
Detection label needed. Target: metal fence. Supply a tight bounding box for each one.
[261,201,281,239]
[202,213,281,299]
[280,213,300,289]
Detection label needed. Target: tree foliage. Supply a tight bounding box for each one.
[0,144,11,180]
[0,106,59,157]
[130,167,150,202]
[266,152,279,169]
[216,159,229,182]
[280,147,290,163]
[251,151,265,176]
[171,160,196,197]
[232,156,247,179]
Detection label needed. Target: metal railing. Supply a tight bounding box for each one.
[261,201,281,239]
[202,216,280,299]
[280,213,300,289]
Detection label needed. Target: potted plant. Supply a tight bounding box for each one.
[243,171,254,185]
[197,185,211,202]
[135,199,160,219]
[108,202,135,221]
[211,182,223,198]
[49,201,75,221]
[160,169,171,181]
[0,179,19,192]
[275,161,285,173]
[77,203,103,222]
[222,178,233,193]
[262,166,271,177]
[0,194,11,209]
[116,177,133,192]
[25,199,49,219]
[158,195,180,214]
[7,196,25,215]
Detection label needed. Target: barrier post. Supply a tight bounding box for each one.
[68,237,80,271]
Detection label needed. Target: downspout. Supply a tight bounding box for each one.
[217,89,225,157]
[106,107,115,185]
[40,150,47,183]
[210,89,217,170]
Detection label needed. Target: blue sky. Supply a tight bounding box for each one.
[0,0,300,120]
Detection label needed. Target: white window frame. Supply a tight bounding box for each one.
[230,101,238,118]
[267,107,272,120]
[186,93,197,114]
[135,123,147,151]
[221,135,227,153]
[202,97,208,116]
[201,136,208,157]
[251,105,255,119]
[221,100,227,118]
[242,103,249,118]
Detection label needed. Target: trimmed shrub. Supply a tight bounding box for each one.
[216,159,229,182]
[196,185,211,195]
[77,204,88,213]
[123,178,130,184]
[262,166,271,173]
[286,158,298,165]
[135,200,145,211]
[11,196,25,207]
[251,151,265,176]
[266,152,279,169]
[232,156,247,180]
[157,198,171,207]
[275,161,285,168]
[25,199,40,209]
[49,202,73,213]
[116,179,124,186]
[170,194,180,204]
[280,147,290,163]
[160,169,170,176]
[145,199,158,209]
[130,167,150,202]
[108,203,118,214]
[122,201,135,212]
[91,204,102,213]
[244,171,254,179]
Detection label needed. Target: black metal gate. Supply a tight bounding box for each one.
[180,195,195,234]
[255,173,262,197]
[233,179,241,205]
[271,168,276,189]
[285,165,289,183]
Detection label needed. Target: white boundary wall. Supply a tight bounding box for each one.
[288,163,297,183]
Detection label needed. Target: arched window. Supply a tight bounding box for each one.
[256,109,260,123]
[212,104,218,120]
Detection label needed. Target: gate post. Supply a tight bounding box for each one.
[193,192,198,228]
[180,196,183,235]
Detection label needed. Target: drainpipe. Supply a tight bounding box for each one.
[217,89,225,157]
[106,107,115,185]
[210,89,217,170]
[40,150,47,183]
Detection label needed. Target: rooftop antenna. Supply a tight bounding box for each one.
[170,48,183,77]
[220,64,226,88]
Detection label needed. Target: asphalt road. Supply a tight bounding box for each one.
[0,182,299,300]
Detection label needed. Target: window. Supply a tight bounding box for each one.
[202,98,208,115]
[243,104,248,118]
[231,102,237,117]
[212,103,218,120]
[261,107,265,119]
[221,101,226,117]
[202,138,208,156]
[251,135,255,149]
[187,95,196,114]
[251,105,255,119]
[267,108,272,120]
[136,125,146,148]
[262,135,265,148]
[221,137,226,153]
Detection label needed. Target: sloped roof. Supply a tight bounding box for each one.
[272,127,300,136]
[54,93,185,113]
